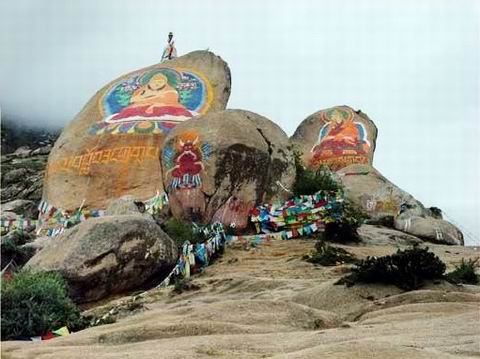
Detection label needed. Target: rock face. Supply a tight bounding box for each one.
[358,224,422,246]
[394,213,464,245]
[337,164,464,245]
[291,106,377,171]
[161,109,295,228]
[1,152,48,205]
[42,50,231,216]
[105,195,147,216]
[25,215,177,302]
[337,164,426,222]
[1,199,38,218]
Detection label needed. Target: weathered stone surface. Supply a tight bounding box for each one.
[394,214,463,245]
[21,236,53,254]
[291,106,378,171]
[337,164,464,245]
[1,154,47,204]
[106,195,147,216]
[1,199,38,218]
[358,224,422,246]
[162,109,295,228]
[31,145,52,156]
[12,146,31,158]
[42,50,231,215]
[2,168,29,184]
[0,211,18,221]
[25,215,177,302]
[337,164,427,222]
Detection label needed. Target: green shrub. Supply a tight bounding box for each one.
[161,218,204,249]
[292,153,367,242]
[306,240,357,266]
[445,258,479,285]
[324,201,367,243]
[292,151,339,196]
[340,246,446,290]
[1,270,87,340]
[1,233,35,268]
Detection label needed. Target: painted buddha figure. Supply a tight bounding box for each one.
[106,72,194,124]
[311,108,370,160]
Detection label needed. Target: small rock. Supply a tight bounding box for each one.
[31,145,52,156]
[106,195,147,216]
[12,146,32,158]
[1,199,38,218]
[21,236,53,254]
[0,211,18,221]
[2,168,30,184]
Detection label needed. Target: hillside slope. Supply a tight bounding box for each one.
[2,238,480,358]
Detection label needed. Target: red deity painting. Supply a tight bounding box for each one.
[164,131,212,189]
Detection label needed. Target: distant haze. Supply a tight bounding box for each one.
[1,0,478,244]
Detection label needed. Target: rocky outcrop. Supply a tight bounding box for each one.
[336,164,426,222]
[42,50,231,215]
[1,149,50,205]
[358,224,422,246]
[25,215,177,303]
[1,199,38,218]
[337,164,463,245]
[394,213,464,245]
[105,195,147,216]
[291,106,377,171]
[162,109,295,228]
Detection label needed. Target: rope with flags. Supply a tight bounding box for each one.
[36,192,169,237]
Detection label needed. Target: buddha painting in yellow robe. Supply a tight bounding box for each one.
[310,108,370,164]
[106,72,194,125]
[90,67,211,135]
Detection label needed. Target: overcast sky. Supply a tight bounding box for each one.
[1,0,479,244]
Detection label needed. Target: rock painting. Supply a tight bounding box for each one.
[213,196,255,229]
[163,131,212,190]
[360,186,400,216]
[89,67,213,135]
[163,131,212,222]
[310,108,371,170]
[46,145,161,176]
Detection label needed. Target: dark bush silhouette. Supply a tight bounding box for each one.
[445,258,479,285]
[340,246,446,290]
[306,240,357,266]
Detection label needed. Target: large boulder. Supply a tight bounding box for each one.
[25,215,177,302]
[358,224,422,246]
[291,106,377,171]
[336,164,427,222]
[394,213,463,245]
[161,109,295,228]
[42,51,231,218]
[337,164,464,245]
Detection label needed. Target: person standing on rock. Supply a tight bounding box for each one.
[161,32,177,62]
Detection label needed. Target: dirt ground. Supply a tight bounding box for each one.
[2,238,480,358]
